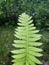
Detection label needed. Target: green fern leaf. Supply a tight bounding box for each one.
[12,13,43,65]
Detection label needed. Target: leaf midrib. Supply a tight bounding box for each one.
[26,24,29,64]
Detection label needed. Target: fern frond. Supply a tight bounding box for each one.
[12,13,43,65]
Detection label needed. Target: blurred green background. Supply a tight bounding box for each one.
[0,0,49,65]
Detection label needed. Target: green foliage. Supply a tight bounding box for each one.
[0,0,17,25]
[0,26,14,65]
[34,1,49,29]
[13,0,49,29]
[12,13,43,65]
[0,0,4,4]
[0,0,49,28]
[41,31,49,60]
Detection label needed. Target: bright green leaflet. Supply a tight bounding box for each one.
[11,13,43,65]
